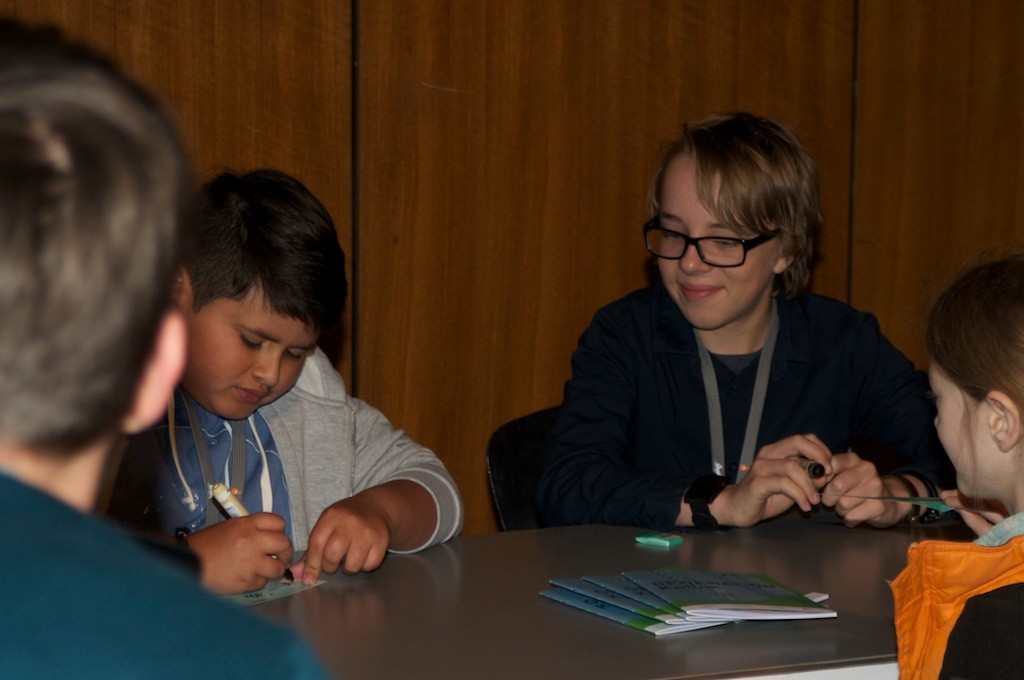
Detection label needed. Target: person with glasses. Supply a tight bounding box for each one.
[538,112,952,532]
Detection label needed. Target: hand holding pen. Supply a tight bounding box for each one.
[181,484,295,594]
[818,451,913,528]
[182,511,294,594]
[211,483,294,582]
[796,457,826,479]
[737,454,829,480]
[714,434,834,528]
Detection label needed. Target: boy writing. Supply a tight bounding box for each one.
[107,169,463,594]
[0,21,327,676]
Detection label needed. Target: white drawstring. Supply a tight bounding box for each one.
[167,393,273,515]
[168,397,198,512]
[248,414,274,513]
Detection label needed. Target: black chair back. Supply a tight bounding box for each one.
[485,406,560,531]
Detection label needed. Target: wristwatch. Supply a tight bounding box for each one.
[684,475,729,530]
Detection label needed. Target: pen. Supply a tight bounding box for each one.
[211,482,249,518]
[797,457,826,479]
[210,483,294,582]
[738,458,826,479]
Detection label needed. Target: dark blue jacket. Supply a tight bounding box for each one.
[537,284,952,530]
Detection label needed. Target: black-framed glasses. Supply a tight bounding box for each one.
[643,218,779,268]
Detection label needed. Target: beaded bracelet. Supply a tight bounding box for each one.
[887,474,922,523]
[903,472,941,523]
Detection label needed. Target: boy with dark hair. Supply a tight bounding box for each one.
[107,169,463,594]
[0,20,327,677]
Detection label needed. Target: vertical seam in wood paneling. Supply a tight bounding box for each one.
[350,0,361,396]
[843,0,860,303]
[846,0,862,306]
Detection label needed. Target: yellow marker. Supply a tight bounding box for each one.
[211,482,249,518]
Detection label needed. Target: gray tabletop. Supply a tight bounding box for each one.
[255,511,971,679]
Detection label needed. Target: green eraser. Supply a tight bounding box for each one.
[634,532,683,548]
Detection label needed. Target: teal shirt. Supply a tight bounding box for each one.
[0,472,328,679]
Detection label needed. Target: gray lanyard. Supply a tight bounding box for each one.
[181,396,248,528]
[694,300,779,482]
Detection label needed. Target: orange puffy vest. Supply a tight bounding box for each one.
[890,534,1024,680]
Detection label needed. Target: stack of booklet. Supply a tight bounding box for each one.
[540,567,836,636]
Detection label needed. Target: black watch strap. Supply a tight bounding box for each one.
[174,526,192,551]
[684,475,729,530]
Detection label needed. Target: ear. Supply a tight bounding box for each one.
[771,239,794,275]
[120,312,186,434]
[171,266,193,311]
[772,252,794,275]
[985,390,1022,453]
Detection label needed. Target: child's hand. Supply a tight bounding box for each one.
[301,481,438,585]
[301,495,392,585]
[704,434,833,528]
[186,513,293,594]
[819,452,894,527]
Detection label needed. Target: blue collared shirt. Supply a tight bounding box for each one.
[152,389,294,539]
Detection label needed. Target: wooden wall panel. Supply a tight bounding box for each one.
[357,0,856,534]
[0,0,354,374]
[853,0,1024,368]
[1,1,879,537]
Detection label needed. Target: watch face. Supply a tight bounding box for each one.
[687,475,729,502]
[685,476,728,531]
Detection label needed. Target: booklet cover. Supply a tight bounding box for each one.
[550,577,684,623]
[581,574,689,618]
[539,587,729,636]
[540,567,835,634]
[621,568,836,621]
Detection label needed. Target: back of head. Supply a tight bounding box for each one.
[0,21,189,453]
[188,169,346,334]
[927,252,1024,408]
[649,112,820,298]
